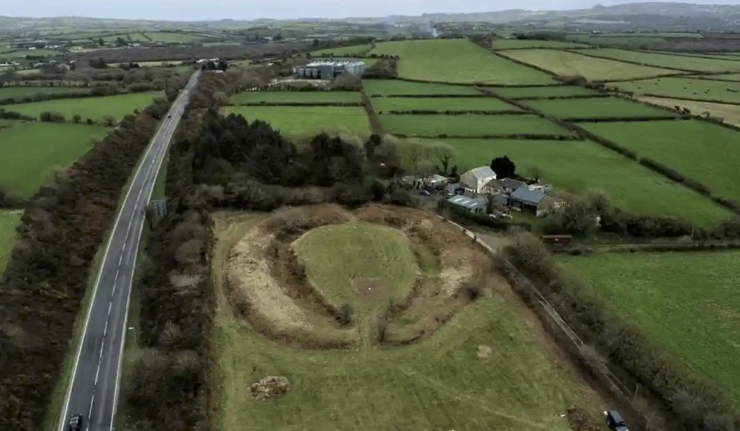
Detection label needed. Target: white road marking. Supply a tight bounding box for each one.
[94,362,101,385]
[103,319,109,336]
[108,302,112,315]
[87,395,95,423]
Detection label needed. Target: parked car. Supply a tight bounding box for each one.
[68,414,83,431]
[419,189,431,197]
[604,410,628,431]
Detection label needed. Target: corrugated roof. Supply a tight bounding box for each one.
[511,187,547,205]
[499,178,526,190]
[448,195,487,210]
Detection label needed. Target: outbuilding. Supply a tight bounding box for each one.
[447,195,487,215]
[510,187,553,217]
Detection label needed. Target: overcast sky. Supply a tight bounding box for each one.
[4,0,740,21]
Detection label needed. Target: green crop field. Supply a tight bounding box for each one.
[371,97,521,112]
[558,251,740,403]
[144,32,204,43]
[310,44,371,56]
[523,97,674,118]
[500,49,676,81]
[414,139,728,225]
[490,86,599,99]
[0,210,21,274]
[231,91,361,105]
[101,32,150,42]
[363,79,481,96]
[0,86,89,99]
[380,114,571,137]
[7,92,160,121]
[0,122,110,197]
[612,77,740,104]
[491,39,588,49]
[369,39,555,85]
[689,73,740,82]
[579,48,740,73]
[225,106,370,137]
[582,120,740,203]
[569,35,668,46]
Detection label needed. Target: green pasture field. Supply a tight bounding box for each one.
[363,79,481,96]
[369,39,554,85]
[612,77,740,104]
[144,32,204,43]
[638,96,740,127]
[371,97,521,112]
[490,86,600,99]
[491,39,588,49]
[500,49,676,81]
[579,48,740,73]
[558,251,740,403]
[416,139,728,225]
[582,120,740,203]
[214,215,601,431]
[225,106,370,137]
[0,119,19,127]
[0,49,62,58]
[381,114,570,137]
[569,36,666,46]
[689,73,740,82]
[0,122,110,198]
[231,91,361,105]
[0,210,21,274]
[7,92,160,121]
[0,86,89,99]
[310,44,371,56]
[101,33,149,42]
[523,97,674,118]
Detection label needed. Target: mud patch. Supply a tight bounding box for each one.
[565,406,600,431]
[352,277,386,299]
[250,376,291,401]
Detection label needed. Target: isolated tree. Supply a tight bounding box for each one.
[312,38,319,47]
[72,114,82,124]
[432,143,454,175]
[404,141,428,169]
[490,155,516,179]
[527,165,542,183]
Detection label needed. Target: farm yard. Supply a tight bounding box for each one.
[212,206,604,431]
[558,251,740,403]
[5,92,161,122]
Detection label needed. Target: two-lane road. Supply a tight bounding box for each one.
[58,70,201,431]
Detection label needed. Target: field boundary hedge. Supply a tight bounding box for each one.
[562,48,693,72]
[229,102,363,107]
[638,93,740,106]
[469,38,561,79]
[361,89,383,135]
[566,115,685,122]
[689,75,740,83]
[0,84,159,106]
[391,132,580,140]
[0,96,174,430]
[380,109,527,115]
[380,94,491,98]
[511,94,610,101]
[626,94,740,134]
[554,240,740,255]
[368,76,562,88]
[601,71,689,83]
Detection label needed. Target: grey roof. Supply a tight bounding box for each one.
[499,178,526,191]
[446,182,462,190]
[467,166,496,180]
[511,187,547,205]
[493,194,510,206]
[447,195,487,210]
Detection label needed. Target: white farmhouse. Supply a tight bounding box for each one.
[460,166,497,194]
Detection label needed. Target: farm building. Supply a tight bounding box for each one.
[293,60,366,80]
[447,195,487,215]
[510,188,554,217]
[460,166,497,194]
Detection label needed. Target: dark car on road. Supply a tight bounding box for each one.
[68,414,83,431]
[604,410,629,431]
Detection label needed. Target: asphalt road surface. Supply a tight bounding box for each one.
[57,70,201,431]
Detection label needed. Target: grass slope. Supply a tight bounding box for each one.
[421,139,728,225]
[581,120,740,203]
[363,80,481,96]
[231,91,361,105]
[225,106,370,137]
[380,114,570,137]
[0,122,111,197]
[371,97,520,112]
[524,97,673,118]
[0,210,21,274]
[558,251,740,403]
[7,92,160,120]
[581,48,740,73]
[690,73,740,82]
[370,39,554,85]
[638,96,740,126]
[500,49,676,81]
[613,77,740,104]
[491,86,599,99]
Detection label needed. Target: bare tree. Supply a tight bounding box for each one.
[527,165,542,183]
[432,142,455,175]
[404,141,428,169]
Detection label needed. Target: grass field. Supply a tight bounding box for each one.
[0,86,89,99]
[612,77,740,104]
[558,251,740,403]
[491,39,588,49]
[691,73,740,82]
[0,49,62,58]
[7,92,160,121]
[523,97,674,118]
[490,86,600,99]
[581,120,740,203]
[380,114,571,137]
[144,32,203,43]
[580,48,740,73]
[295,222,417,307]
[568,35,668,46]
[638,96,740,126]
[500,49,676,81]
[369,39,555,85]
[0,122,110,197]
[0,210,21,274]
[371,97,521,112]
[231,91,361,105]
[310,44,371,56]
[214,213,601,431]
[363,79,482,96]
[225,106,370,137]
[419,139,729,225]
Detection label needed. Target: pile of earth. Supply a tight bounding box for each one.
[250,375,291,401]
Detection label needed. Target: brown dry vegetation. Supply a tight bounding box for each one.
[220,203,505,350]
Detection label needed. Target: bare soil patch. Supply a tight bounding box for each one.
[250,376,291,401]
[565,406,600,431]
[352,277,386,299]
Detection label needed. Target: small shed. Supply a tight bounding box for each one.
[460,166,497,194]
[447,195,487,215]
[510,188,553,217]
